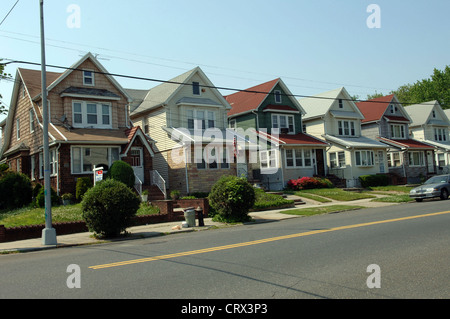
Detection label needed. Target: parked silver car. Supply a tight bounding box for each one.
[409,174,450,202]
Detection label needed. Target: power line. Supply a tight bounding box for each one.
[0,0,19,27]
[1,59,445,108]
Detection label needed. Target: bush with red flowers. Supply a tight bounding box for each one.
[287,176,333,190]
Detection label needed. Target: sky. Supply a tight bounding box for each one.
[1,0,450,123]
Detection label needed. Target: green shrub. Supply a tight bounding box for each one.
[76,177,93,201]
[81,179,140,237]
[287,176,333,190]
[0,171,32,209]
[252,188,294,210]
[104,160,135,189]
[208,175,256,223]
[359,174,389,188]
[36,186,60,208]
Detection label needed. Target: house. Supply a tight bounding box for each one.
[129,67,252,195]
[0,53,161,198]
[300,87,389,187]
[225,78,328,191]
[356,94,436,184]
[405,101,450,175]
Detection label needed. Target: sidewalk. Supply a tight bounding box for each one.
[0,194,399,254]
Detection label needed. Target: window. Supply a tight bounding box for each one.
[16,119,20,140]
[408,151,424,167]
[272,114,294,134]
[274,90,282,103]
[330,151,345,168]
[338,99,343,108]
[83,70,94,86]
[187,109,216,129]
[71,147,120,174]
[388,152,402,167]
[434,128,447,141]
[355,150,374,166]
[192,82,200,95]
[437,153,445,168]
[229,119,236,130]
[285,149,312,168]
[72,101,112,128]
[38,150,57,177]
[390,124,405,139]
[29,109,35,133]
[338,120,355,136]
[30,155,35,181]
[260,149,278,170]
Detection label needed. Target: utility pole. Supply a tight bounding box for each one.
[40,0,56,245]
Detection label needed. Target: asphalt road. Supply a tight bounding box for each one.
[1,199,449,302]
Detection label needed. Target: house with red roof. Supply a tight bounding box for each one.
[225,78,328,190]
[0,53,161,199]
[356,94,436,184]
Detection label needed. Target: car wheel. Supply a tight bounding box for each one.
[440,189,449,200]
[415,198,423,202]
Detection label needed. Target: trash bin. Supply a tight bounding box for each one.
[183,207,196,227]
[195,206,204,227]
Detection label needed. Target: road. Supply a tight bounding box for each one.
[1,199,449,302]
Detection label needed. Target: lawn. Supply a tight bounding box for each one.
[281,205,365,216]
[293,188,376,201]
[366,185,414,193]
[370,194,414,203]
[0,202,159,228]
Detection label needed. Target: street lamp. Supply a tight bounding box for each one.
[40,0,56,245]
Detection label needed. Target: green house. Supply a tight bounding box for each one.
[225,78,328,190]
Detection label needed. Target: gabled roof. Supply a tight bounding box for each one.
[225,78,305,117]
[299,87,364,121]
[130,67,231,117]
[405,100,450,127]
[356,94,412,124]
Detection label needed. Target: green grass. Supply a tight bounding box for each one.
[0,202,159,228]
[294,188,376,201]
[281,205,365,216]
[290,192,332,203]
[370,194,414,203]
[366,185,414,193]
[252,189,294,210]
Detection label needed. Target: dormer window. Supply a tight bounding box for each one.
[272,114,294,134]
[338,99,343,108]
[192,82,200,95]
[338,120,356,136]
[390,124,405,139]
[83,70,94,86]
[274,90,282,103]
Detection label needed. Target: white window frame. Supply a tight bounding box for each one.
[187,109,216,129]
[390,124,405,139]
[355,150,374,167]
[83,70,95,86]
[260,149,278,171]
[71,146,120,174]
[388,152,402,167]
[192,81,201,95]
[30,155,35,181]
[338,120,356,136]
[329,151,346,169]
[285,148,312,168]
[434,128,447,142]
[408,151,425,167]
[16,118,20,140]
[38,149,57,178]
[274,90,282,103]
[272,114,295,134]
[72,101,112,129]
[29,109,35,133]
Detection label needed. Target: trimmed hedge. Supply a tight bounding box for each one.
[287,176,333,191]
[104,160,135,189]
[0,171,32,209]
[359,174,389,188]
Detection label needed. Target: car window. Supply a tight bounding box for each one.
[425,176,448,184]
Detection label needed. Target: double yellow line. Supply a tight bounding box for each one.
[89,211,450,270]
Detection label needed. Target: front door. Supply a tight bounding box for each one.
[378,150,385,173]
[131,147,144,183]
[315,149,325,176]
[427,151,435,173]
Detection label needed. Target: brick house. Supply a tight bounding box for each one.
[356,94,436,184]
[0,53,162,199]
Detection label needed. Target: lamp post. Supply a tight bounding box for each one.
[40,0,57,245]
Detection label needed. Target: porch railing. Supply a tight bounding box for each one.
[134,174,143,195]
[150,170,167,199]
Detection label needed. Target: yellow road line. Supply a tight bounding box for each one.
[89,210,450,270]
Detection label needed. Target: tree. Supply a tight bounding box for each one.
[366,91,384,100]
[391,65,450,109]
[0,60,11,115]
